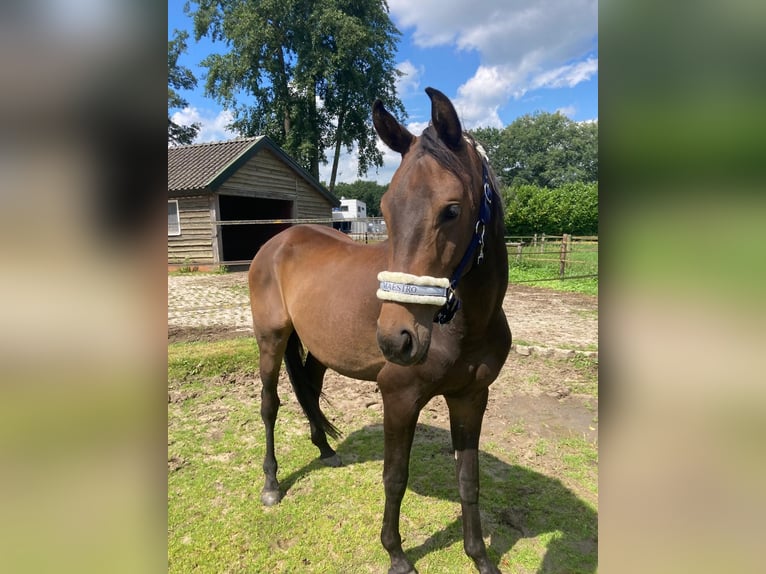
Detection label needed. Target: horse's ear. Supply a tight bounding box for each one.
[373,100,413,155]
[425,87,463,150]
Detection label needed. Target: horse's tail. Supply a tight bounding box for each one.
[283,331,342,440]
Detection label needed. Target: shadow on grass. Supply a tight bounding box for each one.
[277,423,597,574]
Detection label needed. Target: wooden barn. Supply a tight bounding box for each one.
[168,136,339,268]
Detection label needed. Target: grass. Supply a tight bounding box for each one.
[514,338,598,353]
[507,241,598,296]
[168,338,597,573]
[168,338,258,381]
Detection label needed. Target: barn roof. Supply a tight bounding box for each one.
[168,136,338,206]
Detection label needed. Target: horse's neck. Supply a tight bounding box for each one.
[459,222,507,326]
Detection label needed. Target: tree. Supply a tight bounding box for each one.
[314,0,403,191]
[332,180,387,216]
[471,112,597,189]
[168,30,200,145]
[187,0,405,187]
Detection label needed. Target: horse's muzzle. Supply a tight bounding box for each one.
[376,308,432,366]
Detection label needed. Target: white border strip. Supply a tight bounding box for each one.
[376,290,447,305]
[376,271,450,305]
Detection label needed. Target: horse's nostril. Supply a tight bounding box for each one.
[400,330,413,355]
[376,326,417,364]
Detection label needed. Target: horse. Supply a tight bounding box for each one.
[248,87,512,574]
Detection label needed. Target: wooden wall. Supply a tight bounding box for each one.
[167,195,215,264]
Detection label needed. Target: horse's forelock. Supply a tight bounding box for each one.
[417,126,469,177]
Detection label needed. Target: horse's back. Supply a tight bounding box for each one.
[249,225,387,379]
[249,224,367,293]
[249,225,345,323]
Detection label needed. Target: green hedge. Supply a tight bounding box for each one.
[503,182,598,236]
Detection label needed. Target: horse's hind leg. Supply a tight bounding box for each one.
[304,353,341,467]
[283,333,342,467]
[256,332,288,507]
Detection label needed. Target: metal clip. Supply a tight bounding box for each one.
[434,286,461,324]
[477,224,486,264]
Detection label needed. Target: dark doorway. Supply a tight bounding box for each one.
[218,195,293,262]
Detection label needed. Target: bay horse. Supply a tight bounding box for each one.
[248,87,511,574]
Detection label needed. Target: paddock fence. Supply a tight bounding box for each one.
[504,233,598,283]
[170,218,597,285]
[213,216,389,244]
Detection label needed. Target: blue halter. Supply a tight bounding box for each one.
[434,161,495,324]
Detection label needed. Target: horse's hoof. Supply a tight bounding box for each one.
[388,563,417,574]
[260,489,281,506]
[320,453,342,468]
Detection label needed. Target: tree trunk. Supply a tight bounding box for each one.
[329,108,346,193]
[276,47,291,139]
[308,82,320,180]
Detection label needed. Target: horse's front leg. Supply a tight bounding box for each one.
[379,391,421,574]
[446,388,501,574]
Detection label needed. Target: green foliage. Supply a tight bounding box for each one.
[332,180,388,216]
[168,30,200,145]
[472,112,597,189]
[504,182,598,236]
[187,0,404,182]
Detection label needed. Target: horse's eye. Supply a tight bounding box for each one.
[443,204,461,221]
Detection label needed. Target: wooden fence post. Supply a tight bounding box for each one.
[559,233,569,277]
[540,233,546,253]
[516,243,523,263]
[532,233,537,249]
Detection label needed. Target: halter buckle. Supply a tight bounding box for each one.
[434,286,461,324]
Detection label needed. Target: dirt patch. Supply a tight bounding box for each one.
[315,352,597,454]
[504,284,597,351]
[168,325,250,344]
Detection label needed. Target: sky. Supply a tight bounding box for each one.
[168,0,598,184]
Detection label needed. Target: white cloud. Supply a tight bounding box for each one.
[453,65,521,128]
[171,107,237,143]
[555,105,577,118]
[389,0,596,66]
[405,120,430,135]
[529,57,599,91]
[388,0,598,127]
[396,60,425,97]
